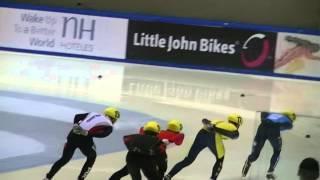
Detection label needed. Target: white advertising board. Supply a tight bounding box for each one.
[0,7,128,59]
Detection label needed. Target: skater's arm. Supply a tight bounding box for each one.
[73,113,89,124]
[139,127,145,134]
[171,133,185,145]
[202,118,215,131]
[213,121,239,139]
[164,133,185,145]
[260,111,270,121]
[279,116,293,131]
[158,131,185,145]
[72,124,88,136]
[280,122,293,131]
[88,126,113,138]
[214,127,239,139]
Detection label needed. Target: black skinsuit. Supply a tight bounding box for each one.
[46,113,112,180]
[124,131,166,180]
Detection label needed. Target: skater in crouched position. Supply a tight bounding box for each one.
[156,119,185,177]
[123,121,167,180]
[109,119,185,180]
[164,114,243,180]
[44,107,120,180]
[241,111,296,180]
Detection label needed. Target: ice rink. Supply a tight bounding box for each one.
[0,51,319,180]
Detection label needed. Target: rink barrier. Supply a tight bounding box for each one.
[0,1,319,35]
[0,2,320,81]
[2,46,320,82]
[126,20,276,73]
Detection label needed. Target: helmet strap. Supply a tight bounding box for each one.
[108,116,116,124]
[230,121,240,128]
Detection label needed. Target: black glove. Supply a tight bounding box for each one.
[202,118,214,131]
[202,118,211,125]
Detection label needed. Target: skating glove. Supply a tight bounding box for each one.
[162,139,170,145]
[72,124,88,136]
[202,118,214,131]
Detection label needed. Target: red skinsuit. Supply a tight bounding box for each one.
[139,127,184,146]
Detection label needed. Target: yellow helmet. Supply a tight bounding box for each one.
[282,111,296,122]
[167,119,183,133]
[143,121,161,133]
[103,107,120,123]
[228,113,243,126]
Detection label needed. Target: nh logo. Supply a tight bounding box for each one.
[62,17,96,40]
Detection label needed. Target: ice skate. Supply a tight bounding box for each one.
[241,159,251,179]
[164,174,172,180]
[266,172,276,180]
[42,174,51,180]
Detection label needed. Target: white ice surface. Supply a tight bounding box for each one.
[0,131,45,159]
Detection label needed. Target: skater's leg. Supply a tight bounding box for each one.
[46,142,77,179]
[268,136,282,173]
[248,132,266,162]
[78,143,97,180]
[156,154,168,179]
[126,152,142,180]
[166,130,207,178]
[242,129,266,177]
[127,165,142,180]
[207,135,224,180]
[141,159,162,180]
[109,165,129,180]
[210,156,224,180]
